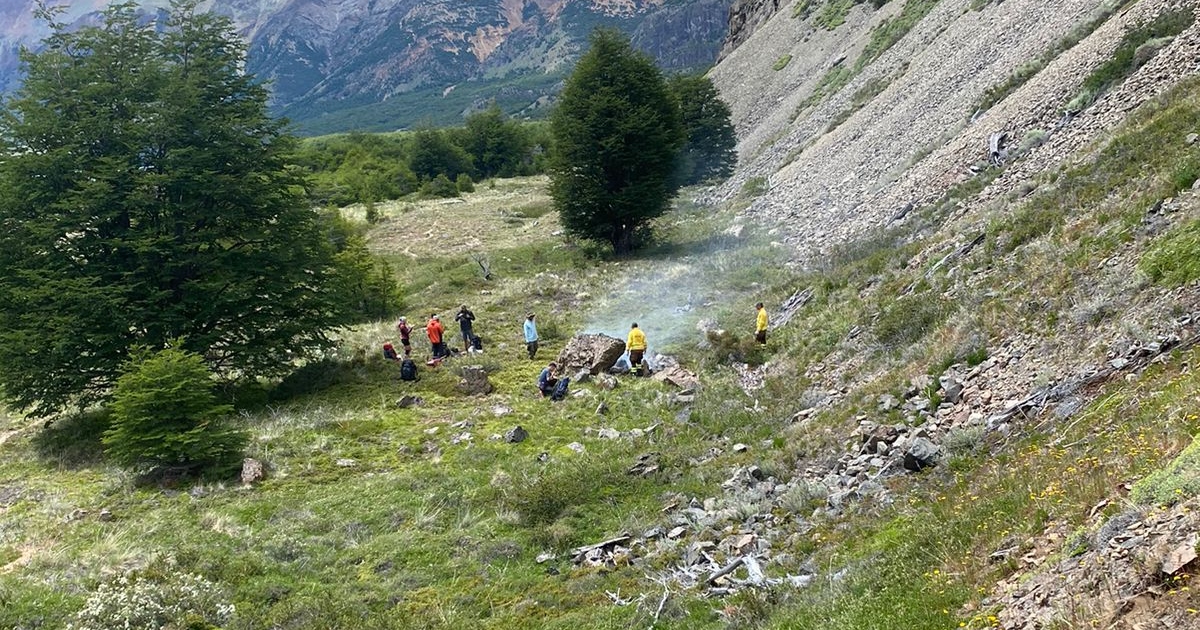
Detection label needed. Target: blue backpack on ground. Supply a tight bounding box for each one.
[472,335,483,351]
[550,376,570,401]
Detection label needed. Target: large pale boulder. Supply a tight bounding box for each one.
[556,334,626,375]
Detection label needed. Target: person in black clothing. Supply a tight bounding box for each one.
[537,362,558,397]
[456,304,476,352]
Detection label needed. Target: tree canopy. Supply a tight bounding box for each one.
[669,73,738,186]
[0,0,353,415]
[549,29,684,255]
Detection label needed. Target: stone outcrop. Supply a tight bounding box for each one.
[719,0,784,61]
[457,365,493,396]
[556,334,626,375]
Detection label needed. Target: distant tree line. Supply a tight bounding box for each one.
[294,107,553,207]
[294,68,737,216]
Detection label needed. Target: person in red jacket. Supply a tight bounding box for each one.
[426,314,446,358]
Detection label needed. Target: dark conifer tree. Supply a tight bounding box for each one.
[549,29,684,255]
[669,73,738,185]
[0,1,349,415]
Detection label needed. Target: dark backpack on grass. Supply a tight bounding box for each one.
[472,335,483,351]
[550,376,570,401]
[400,358,418,382]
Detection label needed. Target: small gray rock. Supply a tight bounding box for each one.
[241,458,267,485]
[903,438,940,471]
[504,426,528,443]
[395,395,423,409]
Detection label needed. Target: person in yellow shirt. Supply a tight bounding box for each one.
[627,322,647,375]
[755,302,768,345]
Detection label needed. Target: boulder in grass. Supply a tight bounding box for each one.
[556,334,626,375]
[458,365,493,395]
[652,365,700,390]
[241,458,266,485]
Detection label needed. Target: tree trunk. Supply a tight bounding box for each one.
[612,224,635,256]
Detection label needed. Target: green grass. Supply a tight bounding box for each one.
[854,0,943,71]
[973,1,1123,114]
[992,76,1200,255]
[774,54,793,71]
[1066,9,1195,112]
[9,50,1200,629]
[815,0,856,30]
[796,0,943,116]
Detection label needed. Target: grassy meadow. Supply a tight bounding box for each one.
[4,74,1200,630]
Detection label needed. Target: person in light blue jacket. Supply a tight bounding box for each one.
[524,313,539,359]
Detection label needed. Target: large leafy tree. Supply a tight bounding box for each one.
[0,1,349,415]
[669,73,738,186]
[408,128,472,182]
[460,104,531,179]
[549,29,684,255]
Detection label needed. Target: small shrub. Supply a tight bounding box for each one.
[778,480,829,514]
[509,454,627,528]
[942,425,986,456]
[1063,527,1091,557]
[1168,155,1200,193]
[815,0,855,30]
[874,295,954,348]
[419,173,459,198]
[740,176,769,199]
[102,346,247,476]
[1131,435,1200,505]
[456,173,475,193]
[363,200,380,224]
[1141,219,1200,286]
[704,329,767,366]
[66,564,234,630]
[773,54,793,71]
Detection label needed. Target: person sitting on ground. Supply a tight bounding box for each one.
[456,304,476,352]
[537,361,558,397]
[627,322,647,376]
[382,343,399,362]
[524,313,539,360]
[397,316,413,356]
[427,314,445,358]
[755,302,768,345]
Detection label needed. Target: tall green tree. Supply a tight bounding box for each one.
[0,1,349,416]
[461,103,531,179]
[669,73,738,185]
[549,29,684,255]
[408,128,472,182]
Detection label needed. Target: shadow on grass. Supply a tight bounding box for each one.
[32,409,110,469]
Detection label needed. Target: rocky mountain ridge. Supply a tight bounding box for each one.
[0,0,731,133]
